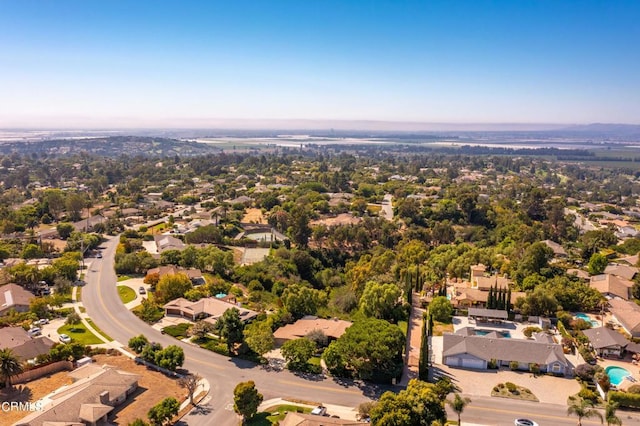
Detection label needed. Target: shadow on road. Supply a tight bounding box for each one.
[186,403,214,416]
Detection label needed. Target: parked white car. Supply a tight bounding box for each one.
[59,334,72,343]
[28,327,42,336]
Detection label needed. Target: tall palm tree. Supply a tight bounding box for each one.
[0,348,23,390]
[567,399,604,426]
[447,393,471,426]
[605,401,622,426]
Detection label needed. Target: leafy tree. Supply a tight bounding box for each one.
[57,222,75,239]
[51,256,80,281]
[281,338,316,371]
[216,308,245,354]
[605,401,622,426]
[191,320,214,339]
[128,334,149,353]
[588,253,608,275]
[178,373,202,406]
[281,284,325,318]
[30,297,50,318]
[128,419,149,426]
[243,321,275,356]
[580,229,617,261]
[515,287,559,317]
[323,318,404,382]
[370,379,446,425]
[233,380,263,422]
[147,397,179,426]
[66,312,82,331]
[155,345,184,371]
[0,348,23,389]
[21,243,43,259]
[359,281,402,321]
[429,296,453,323]
[447,393,471,426]
[567,399,603,426]
[305,329,328,348]
[65,192,87,222]
[155,273,193,304]
[140,342,163,363]
[289,205,311,248]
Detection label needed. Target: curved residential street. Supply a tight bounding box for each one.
[81,235,640,426]
[81,236,381,425]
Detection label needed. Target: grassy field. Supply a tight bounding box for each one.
[57,322,103,345]
[75,286,82,302]
[117,275,132,282]
[86,318,113,342]
[433,321,454,336]
[162,323,191,339]
[117,285,137,304]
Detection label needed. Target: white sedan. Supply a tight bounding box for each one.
[59,334,72,344]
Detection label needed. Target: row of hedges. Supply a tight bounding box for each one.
[609,390,640,408]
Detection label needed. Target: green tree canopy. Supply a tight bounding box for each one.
[281,338,316,371]
[233,380,263,421]
[243,321,275,356]
[216,308,245,354]
[429,296,453,323]
[588,252,609,275]
[359,281,402,321]
[323,318,404,383]
[155,273,193,304]
[370,379,447,426]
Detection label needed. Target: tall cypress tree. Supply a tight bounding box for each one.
[506,287,512,313]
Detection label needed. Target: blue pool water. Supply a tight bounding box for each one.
[215,293,227,299]
[475,329,511,338]
[606,366,632,386]
[575,313,600,327]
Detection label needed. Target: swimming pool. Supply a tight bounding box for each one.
[475,329,511,338]
[606,366,632,386]
[575,313,600,327]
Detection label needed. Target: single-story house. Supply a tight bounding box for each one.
[273,316,352,346]
[609,298,640,337]
[443,333,570,375]
[72,215,107,232]
[0,283,34,315]
[154,234,186,253]
[163,297,258,324]
[15,364,140,426]
[582,326,629,358]
[605,264,639,281]
[542,239,568,258]
[145,265,204,285]
[590,274,634,300]
[0,327,55,362]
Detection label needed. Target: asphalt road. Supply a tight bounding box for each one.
[82,236,381,425]
[83,235,640,426]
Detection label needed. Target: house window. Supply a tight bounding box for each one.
[552,364,561,372]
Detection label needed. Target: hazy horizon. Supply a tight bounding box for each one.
[1,1,639,127]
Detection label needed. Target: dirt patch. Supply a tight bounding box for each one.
[43,238,67,252]
[433,321,454,336]
[242,208,267,224]
[0,371,74,424]
[311,213,361,227]
[90,354,185,425]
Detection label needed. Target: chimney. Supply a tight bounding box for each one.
[99,391,110,405]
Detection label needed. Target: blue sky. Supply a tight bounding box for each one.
[0,1,639,128]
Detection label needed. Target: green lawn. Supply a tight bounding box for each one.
[75,286,82,302]
[117,275,132,282]
[246,404,312,425]
[309,356,321,366]
[117,286,137,304]
[86,318,113,342]
[57,322,103,345]
[162,323,191,339]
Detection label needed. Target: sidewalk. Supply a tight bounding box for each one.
[71,285,134,359]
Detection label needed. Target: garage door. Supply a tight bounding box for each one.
[461,358,485,369]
